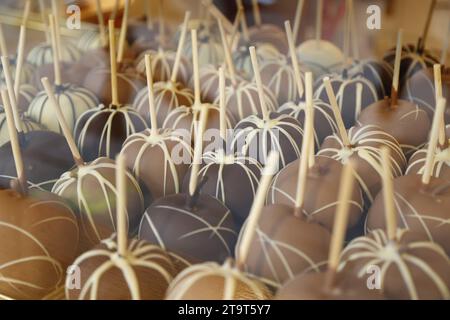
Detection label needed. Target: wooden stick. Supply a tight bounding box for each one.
[1,56,22,133]
[343,0,351,64]
[325,160,354,289]
[422,97,447,185]
[41,77,84,167]
[420,0,436,51]
[218,18,237,84]
[237,151,279,270]
[304,73,314,131]
[111,0,120,20]
[316,0,323,45]
[349,0,359,60]
[356,83,363,116]
[21,0,31,26]
[232,5,243,32]
[95,0,107,47]
[0,8,71,33]
[51,0,62,60]
[219,67,227,141]
[440,21,450,65]
[237,0,250,42]
[292,0,305,46]
[307,76,315,168]
[251,0,262,27]
[203,0,234,34]
[323,77,351,147]
[249,46,269,121]
[391,29,403,107]
[170,11,191,83]
[14,25,26,99]
[433,64,446,147]
[109,20,119,106]
[158,0,165,48]
[191,29,201,106]
[203,1,212,38]
[53,8,62,62]
[145,0,153,30]
[116,153,128,257]
[144,54,159,136]
[0,24,8,57]
[198,0,206,20]
[117,0,129,63]
[380,147,397,241]
[231,30,241,53]
[230,5,243,47]
[223,259,236,300]
[285,21,304,99]
[0,88,27,194]
[293,72,314,217]
[38,0,50,43]
[434,64,443,102]
[308,145,316,170]
[189,102,210,196]
[49,14,61,86]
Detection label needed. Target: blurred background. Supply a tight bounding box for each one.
[0,0,449,60]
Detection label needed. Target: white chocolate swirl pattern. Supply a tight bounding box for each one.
[318,125,406,204]
[74,104,147,161]
[279,99,337,148]
[190,150,262,225]
[16,84,38,113]
[139,193,238,264]
[232,44,281,80]
[0,54,35,86]
[163,102,236,142]
[0,190,79,300]
[232,112,304,168]
[76,28,123,53]
[190,64,235,103]
[135,48,191,85]
[215,81,277,121]
[383,44,438,85]
[121,128,193,199]
[52,157,145,247]
[268,156,364,231]
[236,205,330,288]
[259,57,302,105]
[347,59,393,99]
[365,174,450,255]
[166,260,271,300]
[133,81,194,127]
[401,68,450,123]
[182,36,224,69]
[26,41,80,67]
[315,73,379,128]
[27,83,98,133]
[407,146,450,181]
[66,235,174,300]
[296,40,344,79]
[339,229,450,300]
[0,111,41,147]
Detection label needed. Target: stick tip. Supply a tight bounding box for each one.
[116,151,126,165]
[433,63,441,72]
[262,151,280,176]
